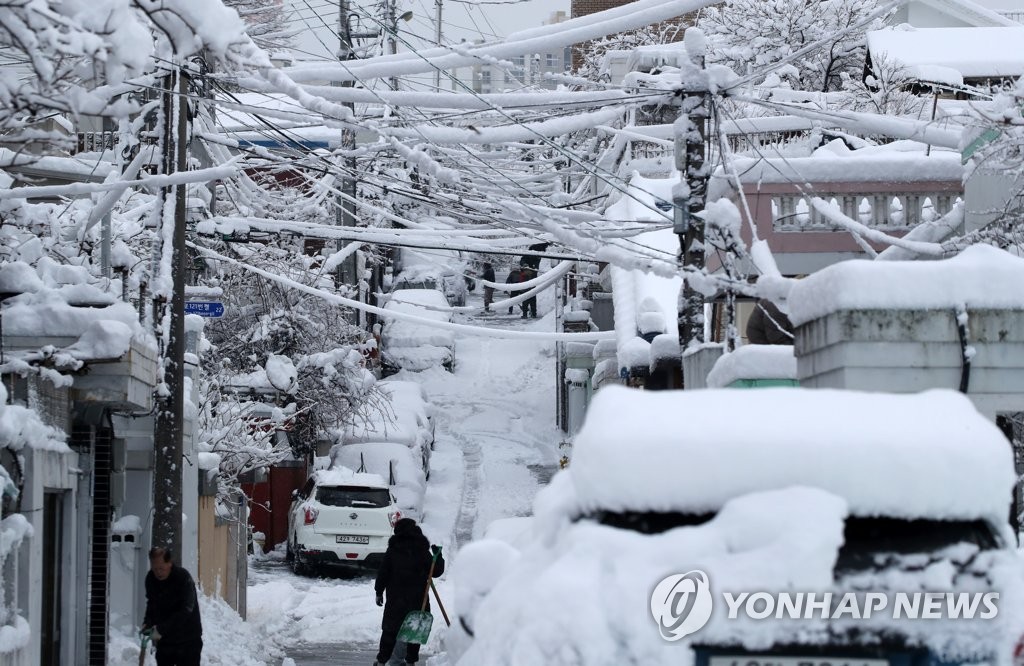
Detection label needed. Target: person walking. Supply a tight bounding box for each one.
[504,267,522,314]
[521,266,538,319]
[481,262,496,312]
[374,518,445,666]
[141,547,203,666]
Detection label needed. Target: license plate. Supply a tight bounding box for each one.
[336,535,370,544]
[709,657,887,666]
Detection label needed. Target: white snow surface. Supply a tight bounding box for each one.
[788,244,1024,326]
[568,384,1014,523]
[705,344,797,387]
[867,26,1024,79]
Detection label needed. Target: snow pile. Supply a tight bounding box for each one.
[711,139,963,189]
[788,244,1024,326]
[867,26,1024,80]
[567,385,1014,523]
[603,173,683,374]
[705,344,797,387]
[459,476,1024,665]
[107,592,284,666]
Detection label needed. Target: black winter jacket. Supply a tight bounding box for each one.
[143,565,203,646]
[375,529,445,631]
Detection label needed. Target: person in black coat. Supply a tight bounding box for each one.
[481,262,496,312]
[504,267,523,314]
[374,518,445,665]
[142,547,203,666]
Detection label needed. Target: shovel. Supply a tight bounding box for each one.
[396,546,442,645]
[138,631,150,666]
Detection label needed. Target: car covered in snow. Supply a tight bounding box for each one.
[340,380,435,473]
[452,385,1024,666]
[329,441,427,522]
[393,246,473,306]
[380,289,455,375]
[286,468,400,575]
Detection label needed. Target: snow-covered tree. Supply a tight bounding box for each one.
[222,0,295,51]
[700,0,890,93]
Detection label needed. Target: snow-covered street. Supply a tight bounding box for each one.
[246,297,563,664]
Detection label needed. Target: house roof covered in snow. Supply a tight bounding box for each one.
[900,0,1021,27]
[867,26,1024,83]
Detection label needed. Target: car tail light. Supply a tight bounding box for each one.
[389,510,401,527]
[303,506,319,525]
[1014,635,1024,666]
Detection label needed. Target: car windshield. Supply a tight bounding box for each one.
[593,511,1000,572]
[316,485,391,508]
[835,517,999,572]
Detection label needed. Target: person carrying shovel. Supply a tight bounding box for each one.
[373,518,445,666]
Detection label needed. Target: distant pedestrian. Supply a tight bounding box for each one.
[505,267,523,314]
[374,518,445,666]
[520,266,537,319]
[481,262,496,312]
[141,547,203,666]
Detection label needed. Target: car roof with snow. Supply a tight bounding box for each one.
[568,384,1014,526]
[384,289,452,322]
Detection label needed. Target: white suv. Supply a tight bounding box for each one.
[286,469,401,575]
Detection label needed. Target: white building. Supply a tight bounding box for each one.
[472,12,571,93]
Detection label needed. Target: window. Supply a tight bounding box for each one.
[512,55,525,67]
[545,53,557,68]
[316,485,392,508]
[481,70,491,85]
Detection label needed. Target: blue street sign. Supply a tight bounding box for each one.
[184,301,225,318]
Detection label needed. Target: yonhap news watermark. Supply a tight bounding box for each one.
[650,570,1000,642]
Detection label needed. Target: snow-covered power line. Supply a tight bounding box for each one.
[192,243,615,341]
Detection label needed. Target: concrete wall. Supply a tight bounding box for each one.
[11,448,80,666]
[796,309,1024,419]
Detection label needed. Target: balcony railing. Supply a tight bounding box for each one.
[75,131,116,154]
[771,192,960,231]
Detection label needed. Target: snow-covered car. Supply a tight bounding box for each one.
[329,442,426,521]
[394,247,472,306]
[380,289,455,375]
[286,468,400,575]
[341,380,435,473]
[453,385,1024,666]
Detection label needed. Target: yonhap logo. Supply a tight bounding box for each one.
[650,570,714,641]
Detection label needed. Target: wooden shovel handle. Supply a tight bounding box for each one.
[420,548,440,612]
[430,580,451,627]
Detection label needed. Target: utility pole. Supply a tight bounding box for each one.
[433,0,442,91]
[152,65,190,555]
[337,0,361,325]
[674,28,711,364]
[387,0,399,90]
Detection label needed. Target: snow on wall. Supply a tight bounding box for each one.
[788,244,1024,326]
[706,344,797,387]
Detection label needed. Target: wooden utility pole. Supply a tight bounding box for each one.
[675,28,711,360]
[152,66,190,555]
